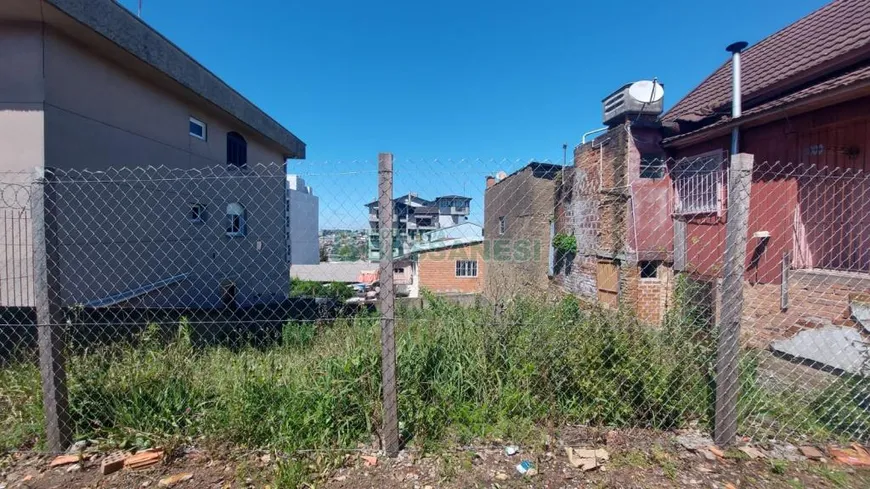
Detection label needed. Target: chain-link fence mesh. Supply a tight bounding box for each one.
[1,150,868,457]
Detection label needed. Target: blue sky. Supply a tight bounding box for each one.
[120,0,827,229]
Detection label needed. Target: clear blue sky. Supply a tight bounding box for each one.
[120,0,827,229]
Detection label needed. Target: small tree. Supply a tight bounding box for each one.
[552,233,577,274]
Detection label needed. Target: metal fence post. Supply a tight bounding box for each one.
[781,251,790,311]
[378,152,399,457]
[714,153,753,447]
[31,169,72,452]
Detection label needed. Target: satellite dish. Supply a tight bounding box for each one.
[628,80,664,104]
[496,171,508,180]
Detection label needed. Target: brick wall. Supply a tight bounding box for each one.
[483,164,558,300]
[418,242,486,294]
[742,269,870,348]
[551,123,675,323]
[636,263,674,324]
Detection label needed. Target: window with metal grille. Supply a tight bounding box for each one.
[640,153,665,179]
[498,216,506,235]
[639,260,660,280]
[455,260,478,277]
[227,131,247,169]
[672,150,727,215]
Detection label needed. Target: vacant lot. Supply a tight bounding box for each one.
[1,295,867,463]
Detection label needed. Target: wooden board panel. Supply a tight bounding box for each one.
[597,260,619,308]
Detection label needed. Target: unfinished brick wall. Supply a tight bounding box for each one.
[483,164,558,300]
[553,164,597,300]
[636,264,675,324]
[595,126,630,254]
[552,121,676,324]
[742,270,870,348]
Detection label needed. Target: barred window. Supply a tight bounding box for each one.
[673,150,727,215]
[455,260,478,277]
[640,153,666,179]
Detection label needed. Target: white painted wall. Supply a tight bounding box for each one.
[438,214,461,227]
[286,175,319,264]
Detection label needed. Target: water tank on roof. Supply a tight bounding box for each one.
[602,80,664,127]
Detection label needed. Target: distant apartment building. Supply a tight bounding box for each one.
[0,0,305,309]
[365,193,471,261]
[286,175,319,265]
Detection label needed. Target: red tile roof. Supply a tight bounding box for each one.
[663,0,870,124]
[663,62,870,143]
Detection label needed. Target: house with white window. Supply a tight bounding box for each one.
[396,223,485,298]
[0,0,305,309]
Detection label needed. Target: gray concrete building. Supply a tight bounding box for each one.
[0,0,305,308]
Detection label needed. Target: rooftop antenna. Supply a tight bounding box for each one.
[138,0,142,17]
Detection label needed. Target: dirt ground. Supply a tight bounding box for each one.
[2,429,869,488]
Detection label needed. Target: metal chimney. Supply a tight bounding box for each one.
[726,41,749,155]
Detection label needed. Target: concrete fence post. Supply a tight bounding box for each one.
[714,153,754,446]
[31,169,72,452]
[378,153,399,457]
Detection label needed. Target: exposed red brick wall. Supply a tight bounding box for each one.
[742,270,870,348]
[636,264,674,324]
[418,243,486,294]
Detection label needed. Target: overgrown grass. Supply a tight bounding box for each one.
[0,362,43,451]
[0,295,866,453]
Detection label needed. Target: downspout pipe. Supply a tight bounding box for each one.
[726,41,749,155]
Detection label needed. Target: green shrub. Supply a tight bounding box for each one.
[552,233,578,254]
[290,278,354,301]
[812,376,870,443]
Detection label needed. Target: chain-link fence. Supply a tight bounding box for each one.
[1,152,868,457]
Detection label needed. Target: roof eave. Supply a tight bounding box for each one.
[44,0,306,158]
[664,80,870,150]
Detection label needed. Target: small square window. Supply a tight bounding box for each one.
[640,260,661,279]
[189,117,207,140]
[189,203,205,223]
[226,203,247,237]
[455,260,478,277]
